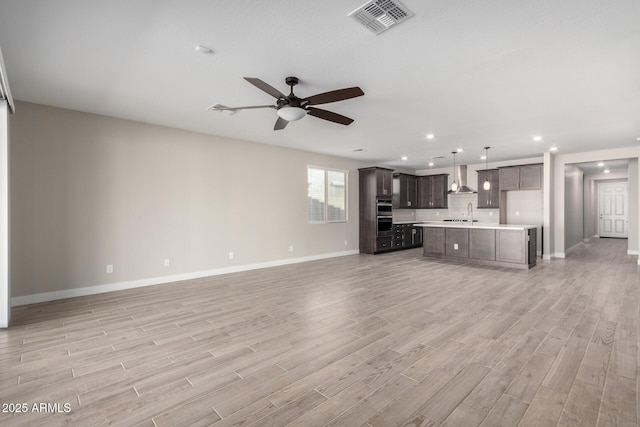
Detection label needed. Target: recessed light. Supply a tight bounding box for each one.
[549,147,558,152]
[401,156,408,161]
[597,162,604,167]
[604,169,610,173]
[195,44,213,54]
[426,134,435,140]
[457,148,463,152]
[352,148,366,152]
[533,136,543,142]
[480,156,487,160]
[428,162,434,166]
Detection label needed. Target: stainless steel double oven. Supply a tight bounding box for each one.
[376,199,393,236]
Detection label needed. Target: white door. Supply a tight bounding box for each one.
[598,182,628,238]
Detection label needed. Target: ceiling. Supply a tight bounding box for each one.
[0,0,639,170]
[575,159,629,175]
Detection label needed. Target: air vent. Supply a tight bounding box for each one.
[348,0,415,35]
[431,155,445,159]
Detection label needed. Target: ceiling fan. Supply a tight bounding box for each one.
[209,77,364,130]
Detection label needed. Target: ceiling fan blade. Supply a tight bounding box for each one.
[304,87,364,106]
[208,104,276,112]
[244,77,286,99]
[274,116,289,130]
[306,107,354,125]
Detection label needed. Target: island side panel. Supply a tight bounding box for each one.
[496,229,526,264]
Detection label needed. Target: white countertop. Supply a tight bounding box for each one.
[413,221,537,230]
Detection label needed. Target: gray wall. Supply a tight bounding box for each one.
[628,159,639,253]
[10,102,365,298]
[583,177,597,240]
[505,190,543,254]
[564,164,584,251]
[0,101,9,326]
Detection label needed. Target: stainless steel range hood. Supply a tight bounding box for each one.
[448,165,476,194]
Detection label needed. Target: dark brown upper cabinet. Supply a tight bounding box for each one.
[418,174,448,209]
[498,164,542,191]
[476,169,500,208]
[393,173,418,208]
[376,168,394,197]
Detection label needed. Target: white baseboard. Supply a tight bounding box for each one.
[11,250,360,307]
[542,254,553,260]
[554,252,566,259]
[564,242,583,256]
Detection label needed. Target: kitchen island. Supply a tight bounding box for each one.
[415,222,537,269]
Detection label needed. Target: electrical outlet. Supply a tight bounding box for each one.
[454,243,459,250]
[106,264,113,274]
[164,259,170,267]
[289,245,294,252]
[228,251,234,260]
[344,240,348,246]
[436,212,439,216]
[489,211,493,216]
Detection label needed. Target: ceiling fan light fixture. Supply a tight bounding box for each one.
[277,106,306,122]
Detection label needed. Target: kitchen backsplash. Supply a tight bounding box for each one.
[393,193,499,223]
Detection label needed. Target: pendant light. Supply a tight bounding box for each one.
[483,146,491,190]
[451,151,458,192]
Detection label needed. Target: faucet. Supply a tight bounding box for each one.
[467,202,473,224]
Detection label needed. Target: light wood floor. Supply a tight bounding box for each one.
[0,238,638,426]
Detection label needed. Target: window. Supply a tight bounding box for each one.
[307,167,347,223]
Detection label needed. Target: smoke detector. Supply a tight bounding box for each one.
[348,0,415,35]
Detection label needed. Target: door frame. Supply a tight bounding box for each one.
[598,181,629,238]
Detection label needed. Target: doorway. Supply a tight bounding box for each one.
[598,182,628,238]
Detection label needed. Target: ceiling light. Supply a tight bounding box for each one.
[549,147,558,152]
[597,162,604,167]
[195,44,213,54]
[604,169,610,173]
[401,156,408,161]
[426,134,435,140]
[480,156,487,160]
[533,136,543,142]
[483,147,491,190]
[276,107,306,121]
[428,162,434,166]
[457,148,463,152]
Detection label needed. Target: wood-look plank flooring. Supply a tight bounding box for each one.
[0,238,638,426]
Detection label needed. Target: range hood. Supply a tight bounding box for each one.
[448,165,476,194]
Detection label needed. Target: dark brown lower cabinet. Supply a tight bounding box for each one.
[469,228,496,260]
[389,224,423,251]
[445,228,469,258]
[423,227,445,256]
[376,236,393,252]
[420,226,537,269]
